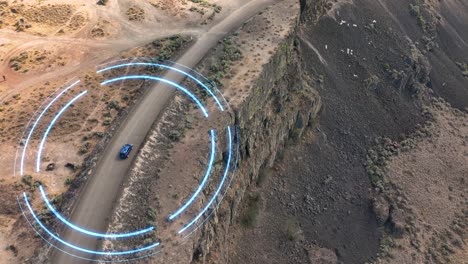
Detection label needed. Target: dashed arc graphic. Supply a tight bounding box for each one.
[14,59,240,262]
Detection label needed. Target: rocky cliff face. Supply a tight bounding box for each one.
[195,41,321,263]
[192,0,468,263]
[299,0,329,23]
[187,2,323,262]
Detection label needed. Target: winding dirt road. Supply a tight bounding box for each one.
[51,0,280,263]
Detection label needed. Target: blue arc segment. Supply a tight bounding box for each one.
[39,185,154,239]
[20,80,80,175]
[179,126,232,233]
[96,62,224,111]
[100,75,209,118]
[22,193,160,256]
[36,90,88,172]
[16,197,161,263]
[168,130,216,220]
[164,60,229,107]
[182,126,240,239]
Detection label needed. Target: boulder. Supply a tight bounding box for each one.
[46,163,55,171]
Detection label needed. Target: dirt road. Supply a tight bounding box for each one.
[52,0,280,263]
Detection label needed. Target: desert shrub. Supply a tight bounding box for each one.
[256,169,270,186]
[93,131,105,138]
[107,100,120,110]
[240,193,261,227]
[65,178,73,186]
[21,175,32,186]
[168,130,181,141]
[409,4,420,17]
[285,218,301,241]
[96,0,108,6]
[147,207,157,221]
[79,142,90,154]
[103,117,112,126]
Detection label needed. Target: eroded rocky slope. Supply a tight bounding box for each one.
[192,0,468,263]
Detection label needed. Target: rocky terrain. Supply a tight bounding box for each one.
[216,0,468,264]
[97,0,467,263]
[122,0,465,263]
[0,0,467,263]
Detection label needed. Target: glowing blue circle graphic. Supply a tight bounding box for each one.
[39,185,155,239]
[22,193,160,256]
[14,58,240,262]
[96,62,225,111]
[179,126,232,233]
[19,80,80,176]
[168,129,216,221]
[101,75,209,118]
[36,90,88,172]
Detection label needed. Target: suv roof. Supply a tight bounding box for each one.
[119,144,133,159]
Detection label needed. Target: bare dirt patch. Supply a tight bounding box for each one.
[0,181,42,264]
[0,2,80,35]
[22,4,74,26]
[8,47,69,73]
[371,102,468,264]
[149,0,222,21]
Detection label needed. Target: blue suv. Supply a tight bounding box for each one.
[119,144,133,159]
